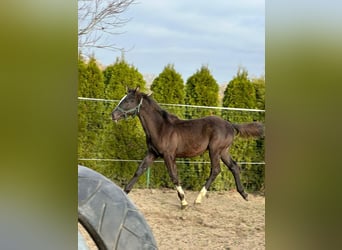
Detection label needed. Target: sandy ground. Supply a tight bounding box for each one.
[78,222,98,250]
[129,189,265,250]
[79,188,264,250]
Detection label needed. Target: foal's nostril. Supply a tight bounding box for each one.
[112,110,121,121]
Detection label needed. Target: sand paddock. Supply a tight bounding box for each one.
[129,189,265,250]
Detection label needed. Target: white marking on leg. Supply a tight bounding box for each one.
[176,186,188,208]
[195,186,207,204]
[176,186,185,196]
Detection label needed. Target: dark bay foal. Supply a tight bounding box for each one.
[112,87,264,209]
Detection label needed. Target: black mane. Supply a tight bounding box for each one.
[141,93,180,123]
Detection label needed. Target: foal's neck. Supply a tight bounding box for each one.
[138,97,166,138]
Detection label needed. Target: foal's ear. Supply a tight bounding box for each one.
[125,85,136,94]
[135,86,140,92]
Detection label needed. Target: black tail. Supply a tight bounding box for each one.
[233,122,264,139]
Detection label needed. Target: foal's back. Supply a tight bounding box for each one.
[171,116,235,158]
[173,116,233,135]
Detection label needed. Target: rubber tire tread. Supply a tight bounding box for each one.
[78,165,157,250]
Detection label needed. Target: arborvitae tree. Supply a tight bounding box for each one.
[185,65,219,122]
[151,64,185,119]
[151,64,184,104]
[78,54,88,97]
[251,75,265,188]
[78,55,88,159]
[103,57,146,99]
[252,75,265,110]
[222,68,264,191]
[78,56,106,169]
[222,68,256,109]
[185,66,219,108]
[79,56,105,98]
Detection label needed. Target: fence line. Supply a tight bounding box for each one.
[78,96,265,113]
[78,97,118,103]
[78,158,266,188]
[78,158,265,165]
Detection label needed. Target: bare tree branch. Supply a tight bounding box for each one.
[78,0,135,54]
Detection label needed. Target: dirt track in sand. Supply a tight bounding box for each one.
[129,189,265,250]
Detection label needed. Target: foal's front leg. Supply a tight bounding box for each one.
[164,155,188,209]
[124,152,156,194]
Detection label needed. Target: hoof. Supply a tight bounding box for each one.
[180,200,188,210]
[181,204,188,210]
[242,193,249,201]
[194,199,202,205]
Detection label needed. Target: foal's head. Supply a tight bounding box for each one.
[112,87,143,122]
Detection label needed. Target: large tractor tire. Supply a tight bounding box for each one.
[78,165,157,250]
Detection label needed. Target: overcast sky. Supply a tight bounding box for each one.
[93,0,265,84]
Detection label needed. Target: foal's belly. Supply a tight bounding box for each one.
[175,141,208,158]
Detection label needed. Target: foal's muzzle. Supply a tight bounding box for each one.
[111,109,123,122]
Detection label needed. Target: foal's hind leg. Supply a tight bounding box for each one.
[221,152,248,201]
[195,150,221,204]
